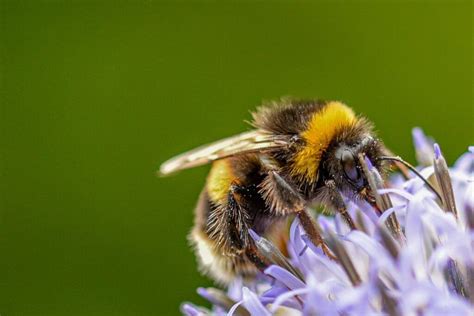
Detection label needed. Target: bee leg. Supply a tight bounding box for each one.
[205,186,250,255]
[297,209,336,260]
[229,184,272,270]
[325,180,356,230]
[225,185,251,251]
[245,240,271,270]
[260,170,335,260]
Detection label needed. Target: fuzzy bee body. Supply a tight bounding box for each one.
[161,99,388,284]
[190,157,284,283]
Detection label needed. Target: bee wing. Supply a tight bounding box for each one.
[159,130,287,176]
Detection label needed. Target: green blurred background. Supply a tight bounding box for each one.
[0,0,472,315]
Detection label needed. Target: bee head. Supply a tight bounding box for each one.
[323,134,388,201]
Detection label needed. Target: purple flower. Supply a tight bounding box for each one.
[182,128,473,316]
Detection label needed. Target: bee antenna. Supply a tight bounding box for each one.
[378,156,443,203]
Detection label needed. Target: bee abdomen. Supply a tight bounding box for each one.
[190,188,259,284]
[189,157,267,283]
[189,227,258,285]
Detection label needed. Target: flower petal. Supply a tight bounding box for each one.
[270,287,310,312]
[241,287,271,316]
[181,303,206,316]
[264,265,306,290]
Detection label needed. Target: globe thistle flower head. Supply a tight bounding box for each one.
[182,128,474,316]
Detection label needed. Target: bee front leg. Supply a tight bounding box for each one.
[324,180,356,230]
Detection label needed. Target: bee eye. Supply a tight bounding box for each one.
[341,150,360,182]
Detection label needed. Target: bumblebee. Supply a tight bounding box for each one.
[160,99,391,284]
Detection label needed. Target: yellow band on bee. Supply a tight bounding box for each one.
[207,160,236,203]
[292,101,356,181]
